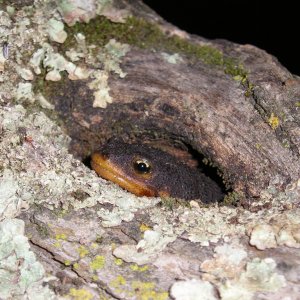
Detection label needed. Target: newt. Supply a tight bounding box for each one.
[91,139,224,203]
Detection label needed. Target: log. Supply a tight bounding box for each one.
[41,4,300,200]
[0,0,299,299]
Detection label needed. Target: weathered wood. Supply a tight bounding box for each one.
[1,1,300,299]
[43,7,300,200]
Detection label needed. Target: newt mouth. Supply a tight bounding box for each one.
[91,152,156,197]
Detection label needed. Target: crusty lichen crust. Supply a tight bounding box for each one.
[0,1,300,299]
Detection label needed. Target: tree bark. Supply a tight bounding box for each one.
[0,0,300,299]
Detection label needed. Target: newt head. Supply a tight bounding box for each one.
[91,150,157,197]
[91,139,224,202]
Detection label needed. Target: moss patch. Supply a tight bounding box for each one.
[63,16,246,78]
[223,191,243,206]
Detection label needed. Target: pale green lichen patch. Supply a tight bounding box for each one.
[241,258,286,291]
[161,52,183,64]
[0,169,24,220]
[16,83,34,103]
[97,38,130,78]
[16,66,34,81]
[248,209,300,249]
[219,258,286,299]
[0,219,55,299]
[30,43,90,81]
[47,18,67,44]
[201,240,248,280]
[88,70,112,108]
[170,279,217,300]
[200,240,288,299]
[113,229,177,265]
[113,195,300,267]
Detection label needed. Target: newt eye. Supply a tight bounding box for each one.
[133,159,152,174]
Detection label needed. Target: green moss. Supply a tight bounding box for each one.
[158,196,191,210]
[63,16,246,77]
[223,191,242,206]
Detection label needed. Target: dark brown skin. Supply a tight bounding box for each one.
[91,139,224,203]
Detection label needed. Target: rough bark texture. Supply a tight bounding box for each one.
[0,1,300,300]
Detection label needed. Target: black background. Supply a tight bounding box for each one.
[143,0,299,75]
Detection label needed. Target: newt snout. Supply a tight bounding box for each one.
[91,140,224,203]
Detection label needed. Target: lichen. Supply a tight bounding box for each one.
[170,279,217,300]
[47,18,67,44]
[97,38,130,78]
[55,233,67,240]
[0,219,56,299]
[201,240,248,280]
[30,43,90,81]
[219,258,286,299]
[268,113,280,129]
[161,52,183,64]
[130,281,168,300]
[140,223,152,232]
[110,275,127,288]
[88,70,112,108]
[68,288,93,300]
[130,263,149,272]
[114,258,123,266]
[16,82,34,103]
[248,209,300,249]
[113,229,177,264]
[249,224,277,250]
[90,255,105,270]
[77,245,89,258]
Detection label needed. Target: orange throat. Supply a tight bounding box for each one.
[91,152,156,197]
